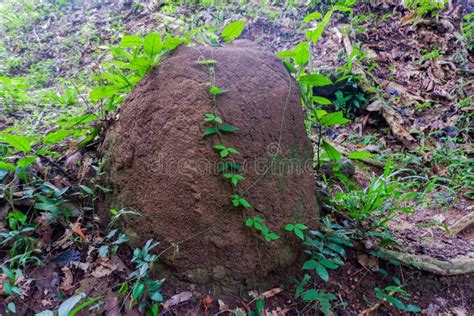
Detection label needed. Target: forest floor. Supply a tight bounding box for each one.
[0,0,473,315]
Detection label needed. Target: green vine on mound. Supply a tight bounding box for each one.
[199,53,279,242]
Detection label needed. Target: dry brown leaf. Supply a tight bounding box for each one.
[91,265,113,278]
[357,254,379,272]
[261,287,283,299]
[162,291,193,309]
[60,266,74,291]
[70,222,87,240]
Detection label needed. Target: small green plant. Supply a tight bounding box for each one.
[97,229,129,259]
[89,32,184,113]
[333,158,417,229]
[404,0,446,17]
[245,216,280,241]
[373,285,421,313]
[284,223,308,240]
[303,218,352,281]
[35,293,103,316]
[119,240,164,315]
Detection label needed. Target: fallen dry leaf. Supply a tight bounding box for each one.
[261,287,283,299]
[162,291,193,309]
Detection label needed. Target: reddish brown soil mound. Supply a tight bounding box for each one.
[102,40,319,290]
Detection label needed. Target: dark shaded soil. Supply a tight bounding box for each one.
[102,41,319,290]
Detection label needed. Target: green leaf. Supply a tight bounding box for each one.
[209,86,221,95]
[89,85,118,100]
[312,96,332,105]
[315,263,329,281]
[320,259,339,269]
[284,224,295,231]
[0,133,36,153]
[221,20,245,42]
[326,242,346,256]
[293,42,310,66]
[266,232,280,241]
[203,127,218,137]
[294,228,305,240]
[121,35,143,47]
[132,282,145,300]
[303,289,318,301]
[219,125,239,133]
[117,282,129,296]
[321,140,342,161]
[298,74,333,87]
[17,156,36,168]
[405,304,421,313]
[347,151,374,159]
[303,259,318,270]
[245,218,253,227]
[295,223,308,230]
[79,185,94,195]
[149,290,164,302]
[144,32,163,59]
[319,112,351,126]
[385,295,406,310]
[162,36,184,50]
[304,12,323,23]
[239,198,252,208]
[275,50,295,59]
[43,129,74,144]
[0,161,16,171]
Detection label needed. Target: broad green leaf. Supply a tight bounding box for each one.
[315,263,329,281]
[17,156,36,168]
[221,20,245,42]
[132,282,145,300]
[294,228,305,240]
[326,242,346,256]
[405,304,421,313]
[0,133,36,153]
[144,32,163,59]
[347,151,374,159]
[284,224,294,231]
[163,36,184,50]
[203,127,218,137]
[293,42,310,66]
[303,289,318,301]
[304,12,323,23]
[0,161,16,171]
[219,125,239,133]
[321,140,342,161]
[149,290,164,302]
[312,96,332,105]
[319,112,350,126]
[320,258,339,269]
[275,50,295,59]
[298,74,332,87]
[89,85,118,100]
[120,35,143,47]
[295,223,308,230]
[385,295,406,310]
[245,218,253,226]
[43,129,74,144]
[303,259,318,270]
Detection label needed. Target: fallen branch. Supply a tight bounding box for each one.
[449,212,474,235]
[378,248,474,276]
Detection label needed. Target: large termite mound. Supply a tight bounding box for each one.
[102,40,319,290]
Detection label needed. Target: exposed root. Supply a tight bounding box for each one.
[379,248,474,276]
[449,212,474,235]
